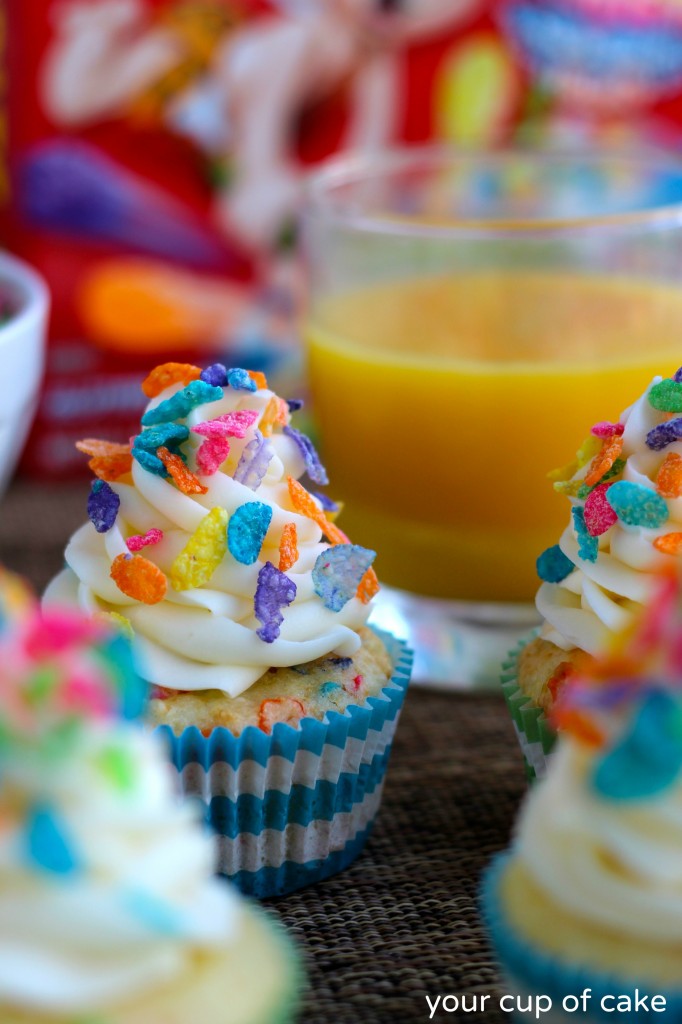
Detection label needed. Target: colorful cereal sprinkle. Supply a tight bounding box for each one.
[170,507,228,591]
[259,396,289,436]
[585,434,624,488]
[646,417,682,451]
[656,452,682,499]
[649,378,682,413]
[107,611,135,639]
[157,446,208,495]
[76,439,132,482]
[312,544,376,612]
[26,803,79,875]
[200,363,228,387]
[87,480,120,534]
[576,458,626,500]
[576,435,602,467]
[248,370,268,389]
[283,425,329,485]
[126,529,163,553]
[591,421,624,438]
[110,553,167,604]
[572,508,598,563]
[536,545,574,583]
[356,566,379,604]
[227,367,258,392]
[133,422,189,451]
[287,398,303,412]
[234,431,273,490]
[193,409,258,439]
[254,562,297,643]
[227,501,273,565]
[278,522,298,572]
[653,532,682,555]
[287,477,349,545]
[312,492,339,514]
[258,697,305,733]
[141,362,201,398]
[583,483,618,537]
[141,380,223,426]
[196,436,230,475]
[606,480,669,529]
[131,446,167,477]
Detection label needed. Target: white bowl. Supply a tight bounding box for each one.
[0,252,49,500]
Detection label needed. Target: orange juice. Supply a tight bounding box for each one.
[307,271,682,602]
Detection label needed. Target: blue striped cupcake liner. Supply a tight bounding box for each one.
[500,631,557,782]
[155,629,412,898]
[482,853,682,1023]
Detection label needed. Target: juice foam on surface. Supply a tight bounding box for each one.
[307,272,682,601]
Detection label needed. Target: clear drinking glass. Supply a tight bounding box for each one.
[302,147,682,687]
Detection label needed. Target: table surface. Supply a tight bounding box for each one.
[0,479,526,1024]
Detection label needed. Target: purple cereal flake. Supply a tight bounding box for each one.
[312,544,376,612]
[233,430,273,490]
[646,418,682,451]
[227,367,257,392]
[200,363,228,387]
[674,368,682,383]
[283,425,329,486]
[287,399,304,412]
[87,480,120,533]
[255,561,297,643]
[313,491,339,514]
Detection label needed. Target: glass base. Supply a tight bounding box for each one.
[368,585,540,690]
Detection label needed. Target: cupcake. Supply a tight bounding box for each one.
[45,361,411,896]
[0,569,299,1024]
[485,569,682,1023]
[504,368,682,777]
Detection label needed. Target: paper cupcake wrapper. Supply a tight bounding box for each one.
[500,631,557,782]
[155,629,412,899]
[482,853,682,1023]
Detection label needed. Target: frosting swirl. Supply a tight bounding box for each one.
[538,377,682,654]
[46,372,375,696]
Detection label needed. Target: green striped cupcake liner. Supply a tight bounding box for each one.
[500,630,557,781]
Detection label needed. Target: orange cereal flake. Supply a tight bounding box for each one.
[653,532,682,555]
[248,370,268,389]
[258,697,306,734]
[76,439,133,482]
[287,477,350,545]
[552,707,604,747]
[278,522,299,572]
[656,452,682,499]
[259,396,289,436]
[584,434,624,488]
[356,566,379,604]
[157,446,208,495]
[110,553,167,605]
[141,362,202,398]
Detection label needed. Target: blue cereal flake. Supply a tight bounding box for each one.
[87,480,120,533]
[227,501,273,565]
[312,545,376,612]
[536,545,574,583]
[132,422,189,451]
[593,690,682,801]
[283,425,329,485]
[649,378,682,413]
[255,562,297,643]
[571,508,598,563]
[227,367,257,392]
[674,367,682,383]
[234,431,273,490]
[131,446,168,477]
[287,398,304,412]
[141,380,223,426]
[606,480,669,529]
[200,363,228,387]
[26,803,79,875]
[646,417,682,451]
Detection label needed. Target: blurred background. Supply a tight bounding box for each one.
[6,0,682,487]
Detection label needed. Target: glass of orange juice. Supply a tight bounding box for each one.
[302,148,682,686]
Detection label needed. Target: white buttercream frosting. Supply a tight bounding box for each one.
[45,378,373,696]
[514,738,682,942]
[538,377,682,655]
[0,723,242,1016]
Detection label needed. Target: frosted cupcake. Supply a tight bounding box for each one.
[503,368,682,777]
[46,361,411,896]
[0,569,299,1024]
[486,570,682,1023]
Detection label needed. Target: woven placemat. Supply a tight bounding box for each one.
[1,479,527,1023]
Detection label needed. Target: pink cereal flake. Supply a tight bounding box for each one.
[126,528,163,553]
[193,409,259,440]
[196,435,230,475]
[583,482,618,537]
[591,421,624,438]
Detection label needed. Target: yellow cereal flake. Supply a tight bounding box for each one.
[108,611,135,639]
[576,435,602,468]
[170,507,228,590]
